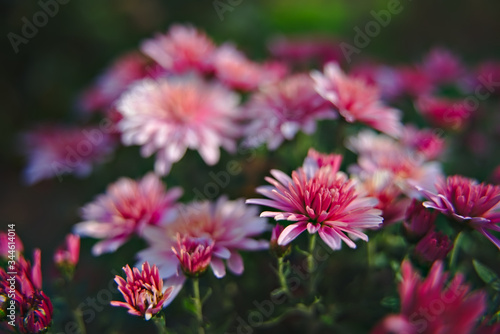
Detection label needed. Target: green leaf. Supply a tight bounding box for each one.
[473,260,500,290]
[183,298,197,315]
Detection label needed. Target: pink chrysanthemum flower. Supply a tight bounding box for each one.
[74,173,182,255]
[415,95,471,131]
[141,24,216,74]
[138,196,268,279]
[397,65,435,97]
[418,175,500,249]
[244,73,336,149]
[247,150,383,250]
[371,260,486,334]
[78,52,155,113]
[111,262,175,320]
[402,199,437,242]
[21,125,115,185]
[421,47,466,85]
[347,130,443,197]
[414,231,452,264]
[116,76,241,175]
[171,234,214,277]
[351,62,404,101]
[54,234,80,270]
[401,125,445,161]
[213,44,283,91]
[312,62,402,137]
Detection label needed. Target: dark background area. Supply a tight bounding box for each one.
[1,0,500,333]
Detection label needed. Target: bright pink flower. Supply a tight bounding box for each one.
[471,61,500,96]
[141,24,216,74]
[401,125,445,161]
[171,234,214,277]
[21,125,115,185]
[0,231,23,260]
[418,175,500,249]
[356,171,411,226]
[421,47,466,85]
[54,234,80,268]
[415,95,471,131]
[247,151,382,250]
[268,35,342,66]
[116,76,241,175]
[213,44,282,91]
[78,52,156,113]
[138,197,268,279]
[414,231,452,264]
[403,199,437,242]
[244,73,336,149]
[111,262,175,320]
[397,66,435,97]
[312,62,402,137]
[347,130,443,197]
[74,173,182,255]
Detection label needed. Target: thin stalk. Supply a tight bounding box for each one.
[277,257,291,298]
[192,278,205,334]
[449,231,463,271]
[307,233,317,294]
[152,312,169,334]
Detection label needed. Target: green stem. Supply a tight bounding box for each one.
[277,257,291,298]
[449,231,463,271]
[72,308,87,334]
[152,313,169,334]
[307,233,317,294]
[192,278,205,334]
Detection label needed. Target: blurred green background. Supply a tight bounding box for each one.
[2,0,500,332]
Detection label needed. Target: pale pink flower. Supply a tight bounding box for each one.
[78,52,156,113]
[401,125,445,161]
[347,130,443,197]
[140,24,216,74]
[21,125,115,185]
[116,76,241,175]
[421,47,466,85]
[372,260,486,334]
[54,234,80,268]
[74,173,182,255]
[213,44,282,91]
[247,150,383,250]
[415,95,471,131]
[171,234,214,277]
[138,197,268,279]
[418,175,500,249]
[351,62,404,101]
[111,262,175,320]
[312,62,402,137]
[244,73,336,149]
[356,170,411,226]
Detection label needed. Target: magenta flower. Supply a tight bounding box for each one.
[111,262,175,320]
[141,24,216,74]
[372,260,486,334]
[0,231,23,260]
[138,197,269,279]
[247,150,383,250]
[418,175,500,249]
[54,234,80,269]
[17,290,53,334]
[414,231,453,264]
[74,173,182,255]
[351,62,404,101]
[415,95,471,131]
[244,73,336,149]
[403,199,437,241]
[116,76,241,175]
[401,125,445,161]
[397,65,435,97]
[312,62,402,137]
[78,52,155,113]
[171,234,214,277]
[21,124,115,185]
[421,47,466,85]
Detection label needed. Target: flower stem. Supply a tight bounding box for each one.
[449,231,463,271]
[307,233,317,294]
[277,257,291,298]
[192,278,205,334]
[152,313,169,334]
